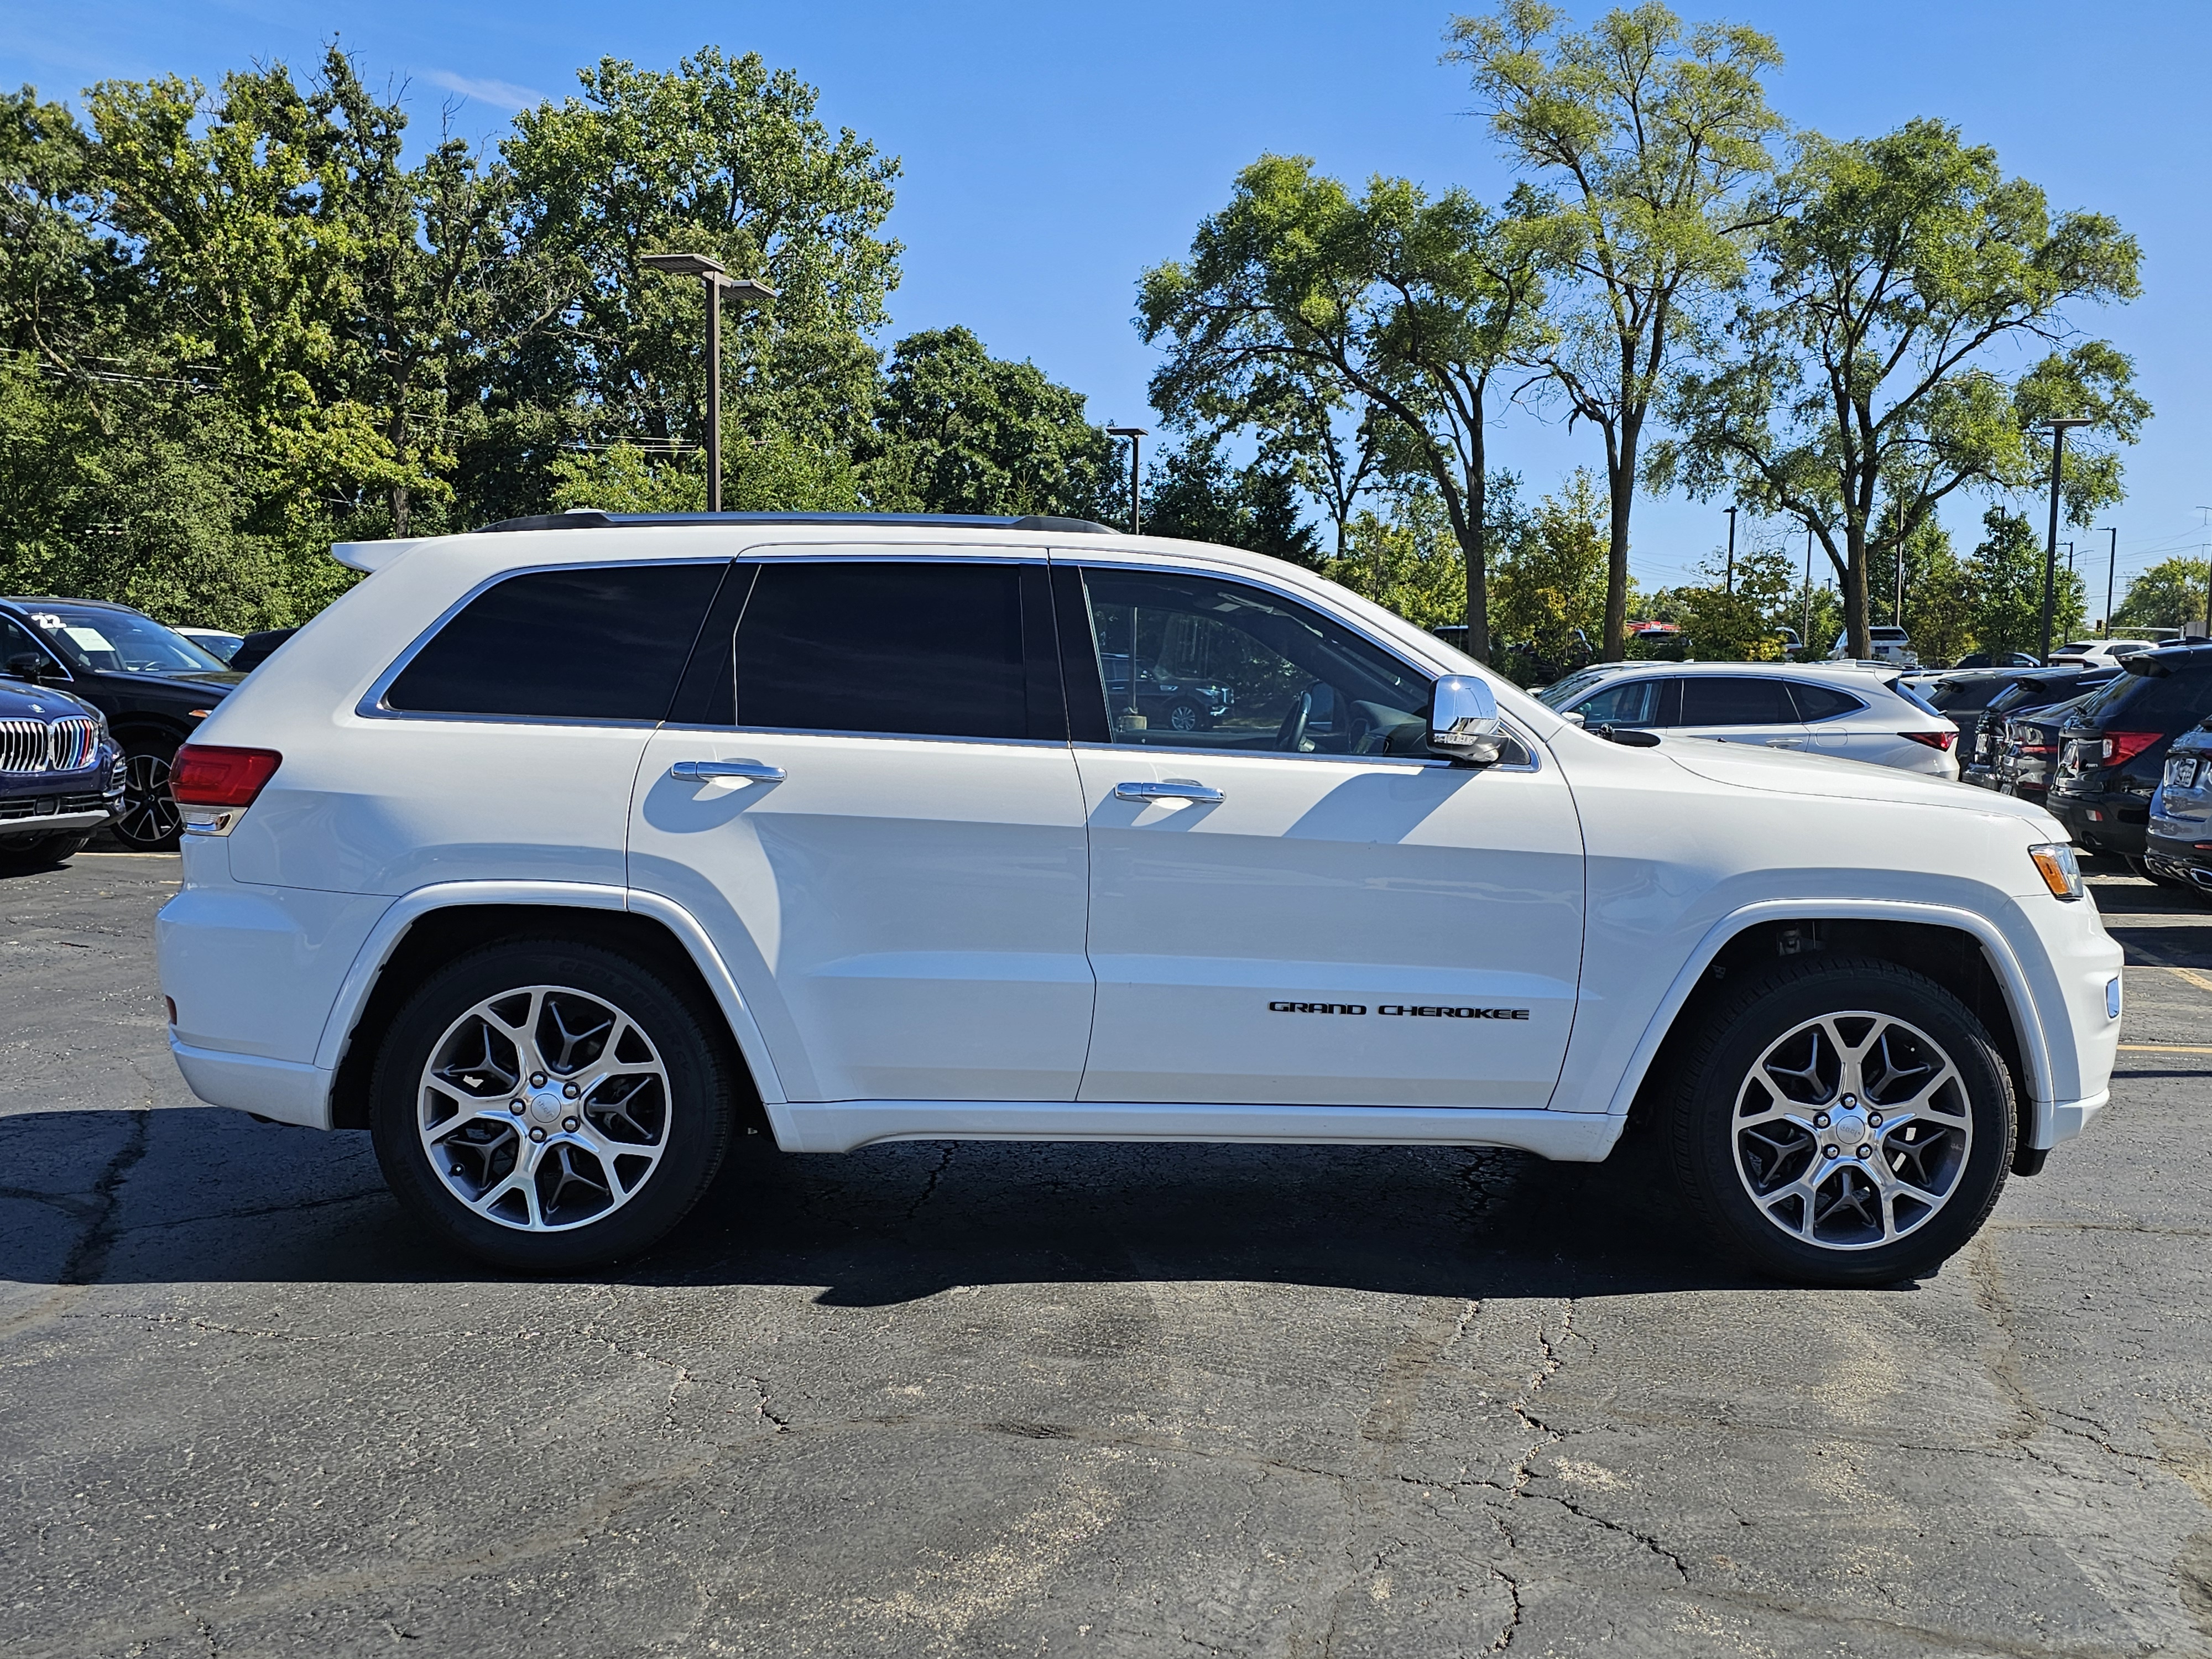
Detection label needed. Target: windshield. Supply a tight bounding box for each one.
[24,605,228,675]
[1536,668,1617,709]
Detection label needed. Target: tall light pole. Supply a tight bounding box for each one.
[2039,417,2093,665]
[1724,505,1737,595]
[2099,527,2117,638]
[639,253,777,513]
[1107,426,1147,534]
[1802,525,1813,651]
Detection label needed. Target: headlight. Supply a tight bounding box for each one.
[2028,841,2083,901]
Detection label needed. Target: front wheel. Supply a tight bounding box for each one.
[0,831,91,873]
[1164,700,1207,733]
[369,939,734,1270]
[1667,957,2015,1286]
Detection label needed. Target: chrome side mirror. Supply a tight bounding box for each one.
[1430,675,1503,764]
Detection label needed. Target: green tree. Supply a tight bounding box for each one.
[1966,507,2082,662]
[2114,557,2211,637]
[1654,119,2146,660]
[1141,437,1321,566]
[1673,544,1793,660]
[1893,517,1977,666]
[502,48,901,505]
[864,326,1114,517]
[1491,469,1609,676]
[1141,156,1546,662]
[1448,1,1784,660]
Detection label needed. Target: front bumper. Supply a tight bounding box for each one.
[0,782,121,842]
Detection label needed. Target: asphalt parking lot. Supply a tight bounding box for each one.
[3,852,2211,1658]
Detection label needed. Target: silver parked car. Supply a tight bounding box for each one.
[1537,661,1961,778]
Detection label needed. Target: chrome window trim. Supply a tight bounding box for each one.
[662,722,1071,751]
[1072,718,1542,774]
[355,556,734,723]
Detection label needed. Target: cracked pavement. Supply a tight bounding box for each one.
[3,853,2211,1656]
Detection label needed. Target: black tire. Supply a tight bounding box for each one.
[369,938,734,1271]
[1667,956,2015,1287]
[0,831,90,873]
[114,737,182,850]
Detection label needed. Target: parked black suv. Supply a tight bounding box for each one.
[0,598,241,849]
[2047,646,2212,859]
[1961,667,2115,789]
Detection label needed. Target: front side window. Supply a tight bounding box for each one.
[1076,568,1434,756]
[1677,677,1800,728]
[732,561,1044,741]
[23,604,226,675]
[1570,676,1668,729]
[384,562,726,721]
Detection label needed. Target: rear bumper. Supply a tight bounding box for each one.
[169,1036,333,1129]
[2051,789,2150,855]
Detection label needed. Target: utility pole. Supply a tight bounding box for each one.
[2039,418,2092,664]
[1725,506,1737,596]
[1802,525,1813,651]
[2099,527,2117,638]
[1107,426,1147,534]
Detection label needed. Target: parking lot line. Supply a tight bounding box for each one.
[2116,1042,2212,1054]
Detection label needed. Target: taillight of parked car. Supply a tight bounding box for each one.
[170,744,283,807]
[2099,731,2162,768]
[1902,729,1955,751]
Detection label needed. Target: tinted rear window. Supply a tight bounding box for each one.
[1790,682,1866,723]
[1678,677,1798,727]
[385,563,725,720]
[733,561,1034,740]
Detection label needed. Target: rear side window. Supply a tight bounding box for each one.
[2115,661,2212,729]
[1789,682,1867,723]
[732,561,1044,740]
[1677,677,1799,727]
[384,563,726,721]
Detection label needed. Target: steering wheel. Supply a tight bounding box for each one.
[1274,688,1313,753]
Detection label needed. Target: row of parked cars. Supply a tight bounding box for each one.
[1910,644,2212,898]
[0,596,295,869]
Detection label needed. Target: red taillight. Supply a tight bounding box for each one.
[170,744,283,808]
[2100,731,2161,768]
[1903,729,1955,752]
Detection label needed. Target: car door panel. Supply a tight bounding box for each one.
[1663,676,1810,751]
[1060,562,1584,1110]
[625,554,1095,1104]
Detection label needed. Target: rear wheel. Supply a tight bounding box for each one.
[1667,957,2015,1286]
[369,939,734,1270]
[1165,700,1206,733]
[114,738,182,850]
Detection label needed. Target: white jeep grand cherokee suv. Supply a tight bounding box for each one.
[156,514,2122,1285]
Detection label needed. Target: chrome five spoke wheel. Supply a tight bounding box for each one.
[118,749,181,847]
[1731,1010,1973,1251]
[418,984,672,1232]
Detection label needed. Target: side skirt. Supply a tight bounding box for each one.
[776,1102,1624,1161]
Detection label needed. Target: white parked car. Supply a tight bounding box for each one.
[1538,661,1963,778]
[175,627,246,665]
[1831,625,1917,666]
[156,515,2121,1286]
[2051,639,2155,668]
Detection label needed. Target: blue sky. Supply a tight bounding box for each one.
[6,1,2208,610]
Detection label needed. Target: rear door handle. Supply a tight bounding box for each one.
[671,759,786,782]
[1115,780,1224,804]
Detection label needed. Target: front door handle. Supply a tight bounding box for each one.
[671,759,786,782]
[1115,780,1224,804]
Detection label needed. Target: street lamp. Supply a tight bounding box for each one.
[1725,505,1737,596]
[638,253,778,513]
[2038,417,2093,665]
[1106,426,1147,534]
[2098,527,2117,638]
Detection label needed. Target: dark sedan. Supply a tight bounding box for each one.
[0,598,241,849]
[0,675,123,870]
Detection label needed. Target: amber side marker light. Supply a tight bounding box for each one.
[171,745,283,808]
[2028,842,2083,901]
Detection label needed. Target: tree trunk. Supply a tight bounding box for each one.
[1464,462,1490,664]
[389,483,410,540]
[1843,523,1871,660]
[1602,422,1637,662]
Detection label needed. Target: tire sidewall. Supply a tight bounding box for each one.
[369,939,731,1270]
[1673,961,2016,1286]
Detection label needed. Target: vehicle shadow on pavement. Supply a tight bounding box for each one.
[1,1107,1783,1301]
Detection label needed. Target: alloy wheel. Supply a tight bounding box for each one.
[1730,1010,1974,1251]
[416,984,672,1233]
[116,749,181,848]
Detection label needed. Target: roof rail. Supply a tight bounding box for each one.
[476,510,1121,535]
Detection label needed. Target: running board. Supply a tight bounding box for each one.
[773,1102,1624,1161]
